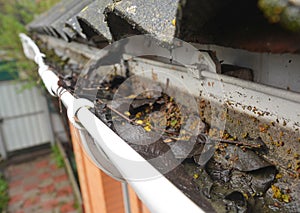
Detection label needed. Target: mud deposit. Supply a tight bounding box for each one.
[86,74,299,213]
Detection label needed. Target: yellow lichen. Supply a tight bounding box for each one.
[242,132,248,139]
[172,19,176,26]
[135,120,143,125]
[135,112,142,118]
[259,124,269,133]
[271,185,291,202]
[272,185,281,199]
[144,126,151,132]
[282,194,291,203]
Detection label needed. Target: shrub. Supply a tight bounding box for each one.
[0,175,9,212]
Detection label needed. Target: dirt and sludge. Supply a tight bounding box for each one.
[197,98,300,212]
[88,72,300,212]
[38,40,300,212]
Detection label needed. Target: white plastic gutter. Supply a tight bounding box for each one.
[19,33,205,213]
[127,56,300,130]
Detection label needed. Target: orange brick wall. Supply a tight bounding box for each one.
[69,123,151,213]
[128,186,151,213]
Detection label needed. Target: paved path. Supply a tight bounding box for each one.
[5,153,79,213]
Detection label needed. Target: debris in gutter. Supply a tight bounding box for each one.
[41,44,300,213]
[87,74,298,212]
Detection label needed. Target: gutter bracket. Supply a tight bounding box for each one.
[67,98,94,130]
[40,69,57,96]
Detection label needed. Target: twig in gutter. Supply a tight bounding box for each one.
[96,98,265,149]
[97,99,134,123]
[96,99,179,136]
[218,139,263,149]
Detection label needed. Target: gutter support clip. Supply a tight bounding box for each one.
[67,98,94,129]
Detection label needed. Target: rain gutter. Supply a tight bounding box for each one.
[19,33,205,213]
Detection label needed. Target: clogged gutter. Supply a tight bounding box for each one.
[38,40,300,213]
[91,75,297,213]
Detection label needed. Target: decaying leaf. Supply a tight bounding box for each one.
[163,138,173,143]
[167,136,204,159]
[214,145,272,172]
[271,185,291,203]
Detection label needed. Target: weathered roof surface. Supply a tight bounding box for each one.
[28,0,81,37]
[28,0,300,53]
[105,0,178,42]
[50,0,94,41]
[76,0,113,41]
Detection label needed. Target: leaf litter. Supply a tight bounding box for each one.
[72,73,300,212]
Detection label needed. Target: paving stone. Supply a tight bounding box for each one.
[38,172,52,180]
[54,179,71,189]
[24,205,40,213]
[13,209,24,213]
[42,199,59,211]
[5,153,79,212]
[8,199,24,213]
[40,184,56,194]
[53,167,66,177]
[60,201,76,212]
[35,159,49,168]
[8,186,23,197]
[57,185,73,197]
[39,181,53,190]
[40,193,57,203]
[8,179,23,188]
[22,189,40,198]
[6,174,23,182]
[56,195,75,204]
[22,196,40,208]
[23,176,39,185]
[24,183,38,191]
[54,174,69,182]
[8,194,23,205]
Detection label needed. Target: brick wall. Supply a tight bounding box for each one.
[70,123,150,213]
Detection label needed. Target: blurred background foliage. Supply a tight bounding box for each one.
[0,0,60,87]
[258,0,300,32]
